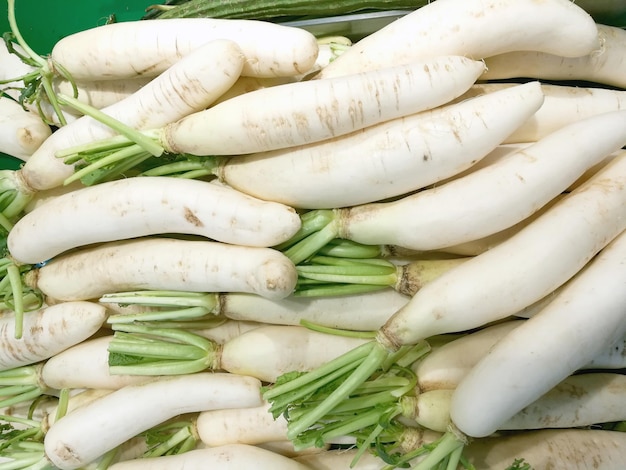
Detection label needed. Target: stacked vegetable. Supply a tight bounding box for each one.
[0,0,625,468]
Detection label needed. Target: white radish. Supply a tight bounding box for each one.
[379,152,626,347]
[459,83,626,144]
[107,444,310,470]
[315,0,600,78]
[325,111,626,252]
[192,319,263,344]
[0,95,51,160]
[217,81,545,209]
[15,38,245,194]
[51,19,319,80]
[450,228,626,438]
[0,301,107,371]
[217,325,369,382]
[43,373,263,469]
[482,24,626,88]
[464,428,626,469]
[8,176,302,264]
[152,55,485,156]
[53,77,153,110]
[25,238,297,301]
[211,75,296,106]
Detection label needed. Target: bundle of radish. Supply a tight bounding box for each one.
[314,0,601,79]
[6,177,301,265]
[262,151,626,466]
[279,112,626,264]
[58,54,485,185]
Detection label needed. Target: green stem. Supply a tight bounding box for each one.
[100,290,218,309]
[316,239,382,259]
[273,210,335,252]
[409,431,466,470]
[299,319,376,339]
[107,305,217,324]
[283,219,341,264]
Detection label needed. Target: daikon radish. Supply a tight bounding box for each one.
[217,81,544,209]
[0,302,107,371]
[8,177,301,264]
[192,319,262,344]
[107,444,310,470]
[23,238,297,301]
[53,77,153,110]
[51,18,319,80]
[450,228,626,438]
[43,373,263,469]
[482,24,626,88]
[315,0,600,78]
[0,95,51,161]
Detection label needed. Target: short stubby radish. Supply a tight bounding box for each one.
[336,110,626,251]
[7,176,301,264]
[43,373,264,470]
[315,0,600,78]
[0,301,107,371]
[13,38,245,194]
[0,95,52,161]
[50,18,319,79]
[155,55,486,156]
[482,24,626,89]
[217,81,545,208]
[26,238,298,301]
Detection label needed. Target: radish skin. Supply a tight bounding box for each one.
[315,0,600,78]
[0,95,52,161]
[217,325,369,382]
[450,227,626,438]
[338,111,626,251]
[0,302,107,371]
[43,373,263,469]
[157,55,486,156]
[8,177,301,264]
[107,444,311,470]
[27,238,297,301]
[50,18,319,79]
[482,24,626,88]
[218,81,545,208]
[464,428,626,469]
[15,38,245,193]
[378,151,626,347]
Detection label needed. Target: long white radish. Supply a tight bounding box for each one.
[43,373,263,469]
[153,55,485,156]
[450,228,626,438]
[51,19,319,80]
[217,81,545,209]
[482,24,626,88]
[25,238,297,301]
[315,0,600,78]
[217,325,369,383]
[330,112,626,251]
[464,428,626,469]
[40,335,147,391]
[107,444,310,470]
[0,302,107,371]
[459,82,626,144]
[12,38,245,195]
[0,95,51,161]
[53,77,153,110]
[7,177,301,264]
[379,153,626,347]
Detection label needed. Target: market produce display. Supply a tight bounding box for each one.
[0,0,625,469]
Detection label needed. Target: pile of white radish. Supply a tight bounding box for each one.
[1,0,626,469]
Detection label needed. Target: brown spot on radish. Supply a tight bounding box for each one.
[183,207,204,227]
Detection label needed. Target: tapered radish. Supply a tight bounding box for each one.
[285,112,626,262]
[51,18,319,80]
[315,0,600,78]
[217,81,544,208]
[0,37,245,219]
[43,373,263,469]
[450,228,626,438]
[464,429,626,469]
[23,238,297,301]
[0,302,107,371]
[7,176,301,264]
[482,24,626,88]
[107,444,310,470]
[0,95,51,161]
